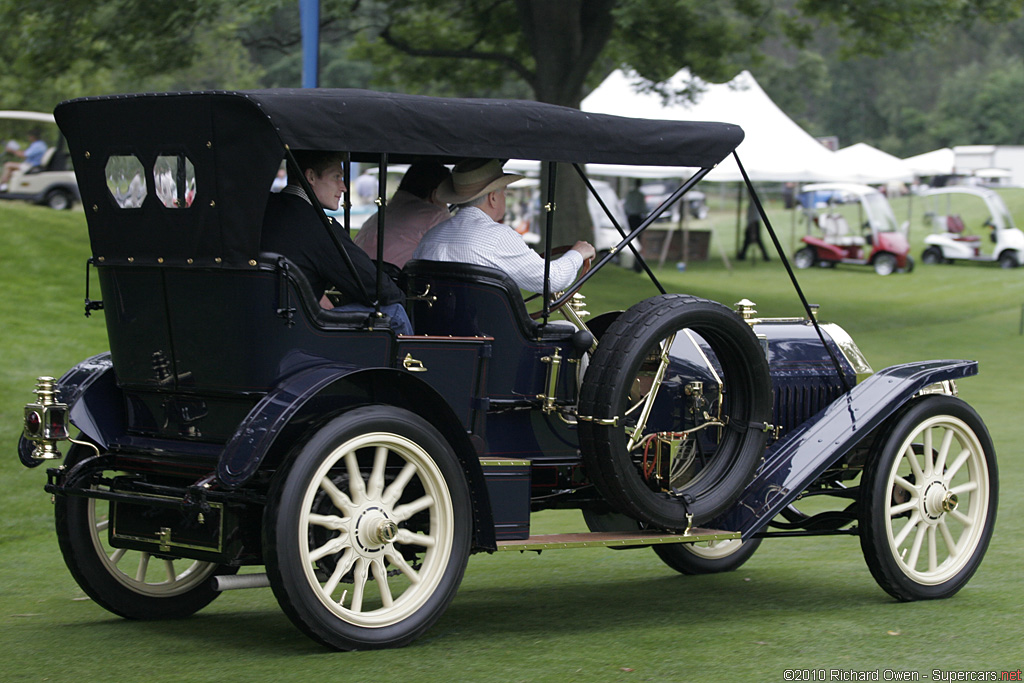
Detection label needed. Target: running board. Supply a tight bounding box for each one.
[495,529,738,551]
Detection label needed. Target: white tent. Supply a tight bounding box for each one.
[903,148,955,177]
[581,69,846,182]
[833,142,914,184]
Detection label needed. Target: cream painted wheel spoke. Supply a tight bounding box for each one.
[893,475,917,495]
[927,526,938,573]
[309,536,347,563]
[950,481,978,496]
[938,518,958,556]
[382,463,416,507]
[344,452,367,504]
[308,513,346,530]
[350,558,369,612]
[922,428,934,476]
[396,528,435,547]
[319,477,354,514]
[893,511,921,547]
[906,442,925,481]
[135,553,151,582]
[323,549,356,598]
[392,495,434,523]
[370,559,393,608]
[110,547,127,565]
[945,448,972,481]
[384,547,420,582]
[889,500,917,517]
[933,427,954,476]
[367,446,389,500]
[905,522,927,569]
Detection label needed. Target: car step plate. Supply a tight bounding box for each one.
[496,529,739,551]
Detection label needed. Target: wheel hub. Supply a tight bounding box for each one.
[923,481,956,521]
[352,506,397,552]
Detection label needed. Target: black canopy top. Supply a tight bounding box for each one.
[55,89,744,265]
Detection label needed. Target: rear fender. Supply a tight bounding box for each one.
[217,365,495,549]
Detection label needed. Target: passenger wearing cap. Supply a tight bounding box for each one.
[412,159,596,293]
[354,159,452,268]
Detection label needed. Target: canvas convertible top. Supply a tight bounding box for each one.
[54,89,744,266]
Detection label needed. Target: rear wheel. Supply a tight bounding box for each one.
[54,446,233,619]
[45,188,73,210]
[860,396,997,601]
[873,252,898,275]
[793,247,817,269]
[921,246,943,265]
[579,294,772,530]
[653,536,763,575]
[264,406,471,650]
[998,251,1019,268]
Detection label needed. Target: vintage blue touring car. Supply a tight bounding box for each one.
[18,89,996,651]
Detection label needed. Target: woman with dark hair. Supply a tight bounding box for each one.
[354,159,452,267]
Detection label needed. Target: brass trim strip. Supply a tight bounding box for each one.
[495,529,740,551]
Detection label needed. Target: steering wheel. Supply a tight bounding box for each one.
[526,245,592,320]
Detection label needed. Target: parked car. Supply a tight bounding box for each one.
[794,182,913,275]
[642,180,708,221]
[19,90,996,651]
[0,110,79,210]
[921,186,1024,268]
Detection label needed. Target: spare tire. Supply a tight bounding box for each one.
[578,294,772,530]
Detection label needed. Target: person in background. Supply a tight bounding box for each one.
[261,150,413,335]
[624,179,647,230]
[413,158,595,293]
[1,128,47,191]
[354,160,451,267]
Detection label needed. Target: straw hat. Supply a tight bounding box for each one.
[435,159,524,204]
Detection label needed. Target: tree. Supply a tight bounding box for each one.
[346,0,1020,245]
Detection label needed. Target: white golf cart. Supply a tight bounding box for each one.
[0,110,79,210]
[921,186,1024,268]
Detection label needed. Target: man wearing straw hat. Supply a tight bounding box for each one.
[413,159,595,293]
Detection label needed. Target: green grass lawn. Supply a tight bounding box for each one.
[2,198,1023,681]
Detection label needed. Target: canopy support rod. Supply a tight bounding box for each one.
[551,166,711,310]
[735,152,852,393]
[283,145,370,305]
[570,163,665,295]
[541,161,557,324]
[373,153,389,317]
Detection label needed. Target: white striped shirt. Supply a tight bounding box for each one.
[411,207,583,293]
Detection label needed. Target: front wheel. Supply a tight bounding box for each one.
[54,446,234,619]
[793,246,817,269]
[859,396,997,601]
[873,252,898,275]
[264,406,471,650]
[998,251,1019,268]
[45,188,73,210]
[921,246,944,265]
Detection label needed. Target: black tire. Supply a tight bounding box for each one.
[901,255,915,273]
[653,536,763,575]
[578,294,772,530]
[793,246,816,269]
[45,188,73,210]
[264,406,472,650]
[873,252,898,275]
[998,251,1019,268]
[922,246,943,265]
[859,395,997,601]
[54,445,234,619]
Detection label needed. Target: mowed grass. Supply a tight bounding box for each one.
[2,196,1023,682]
